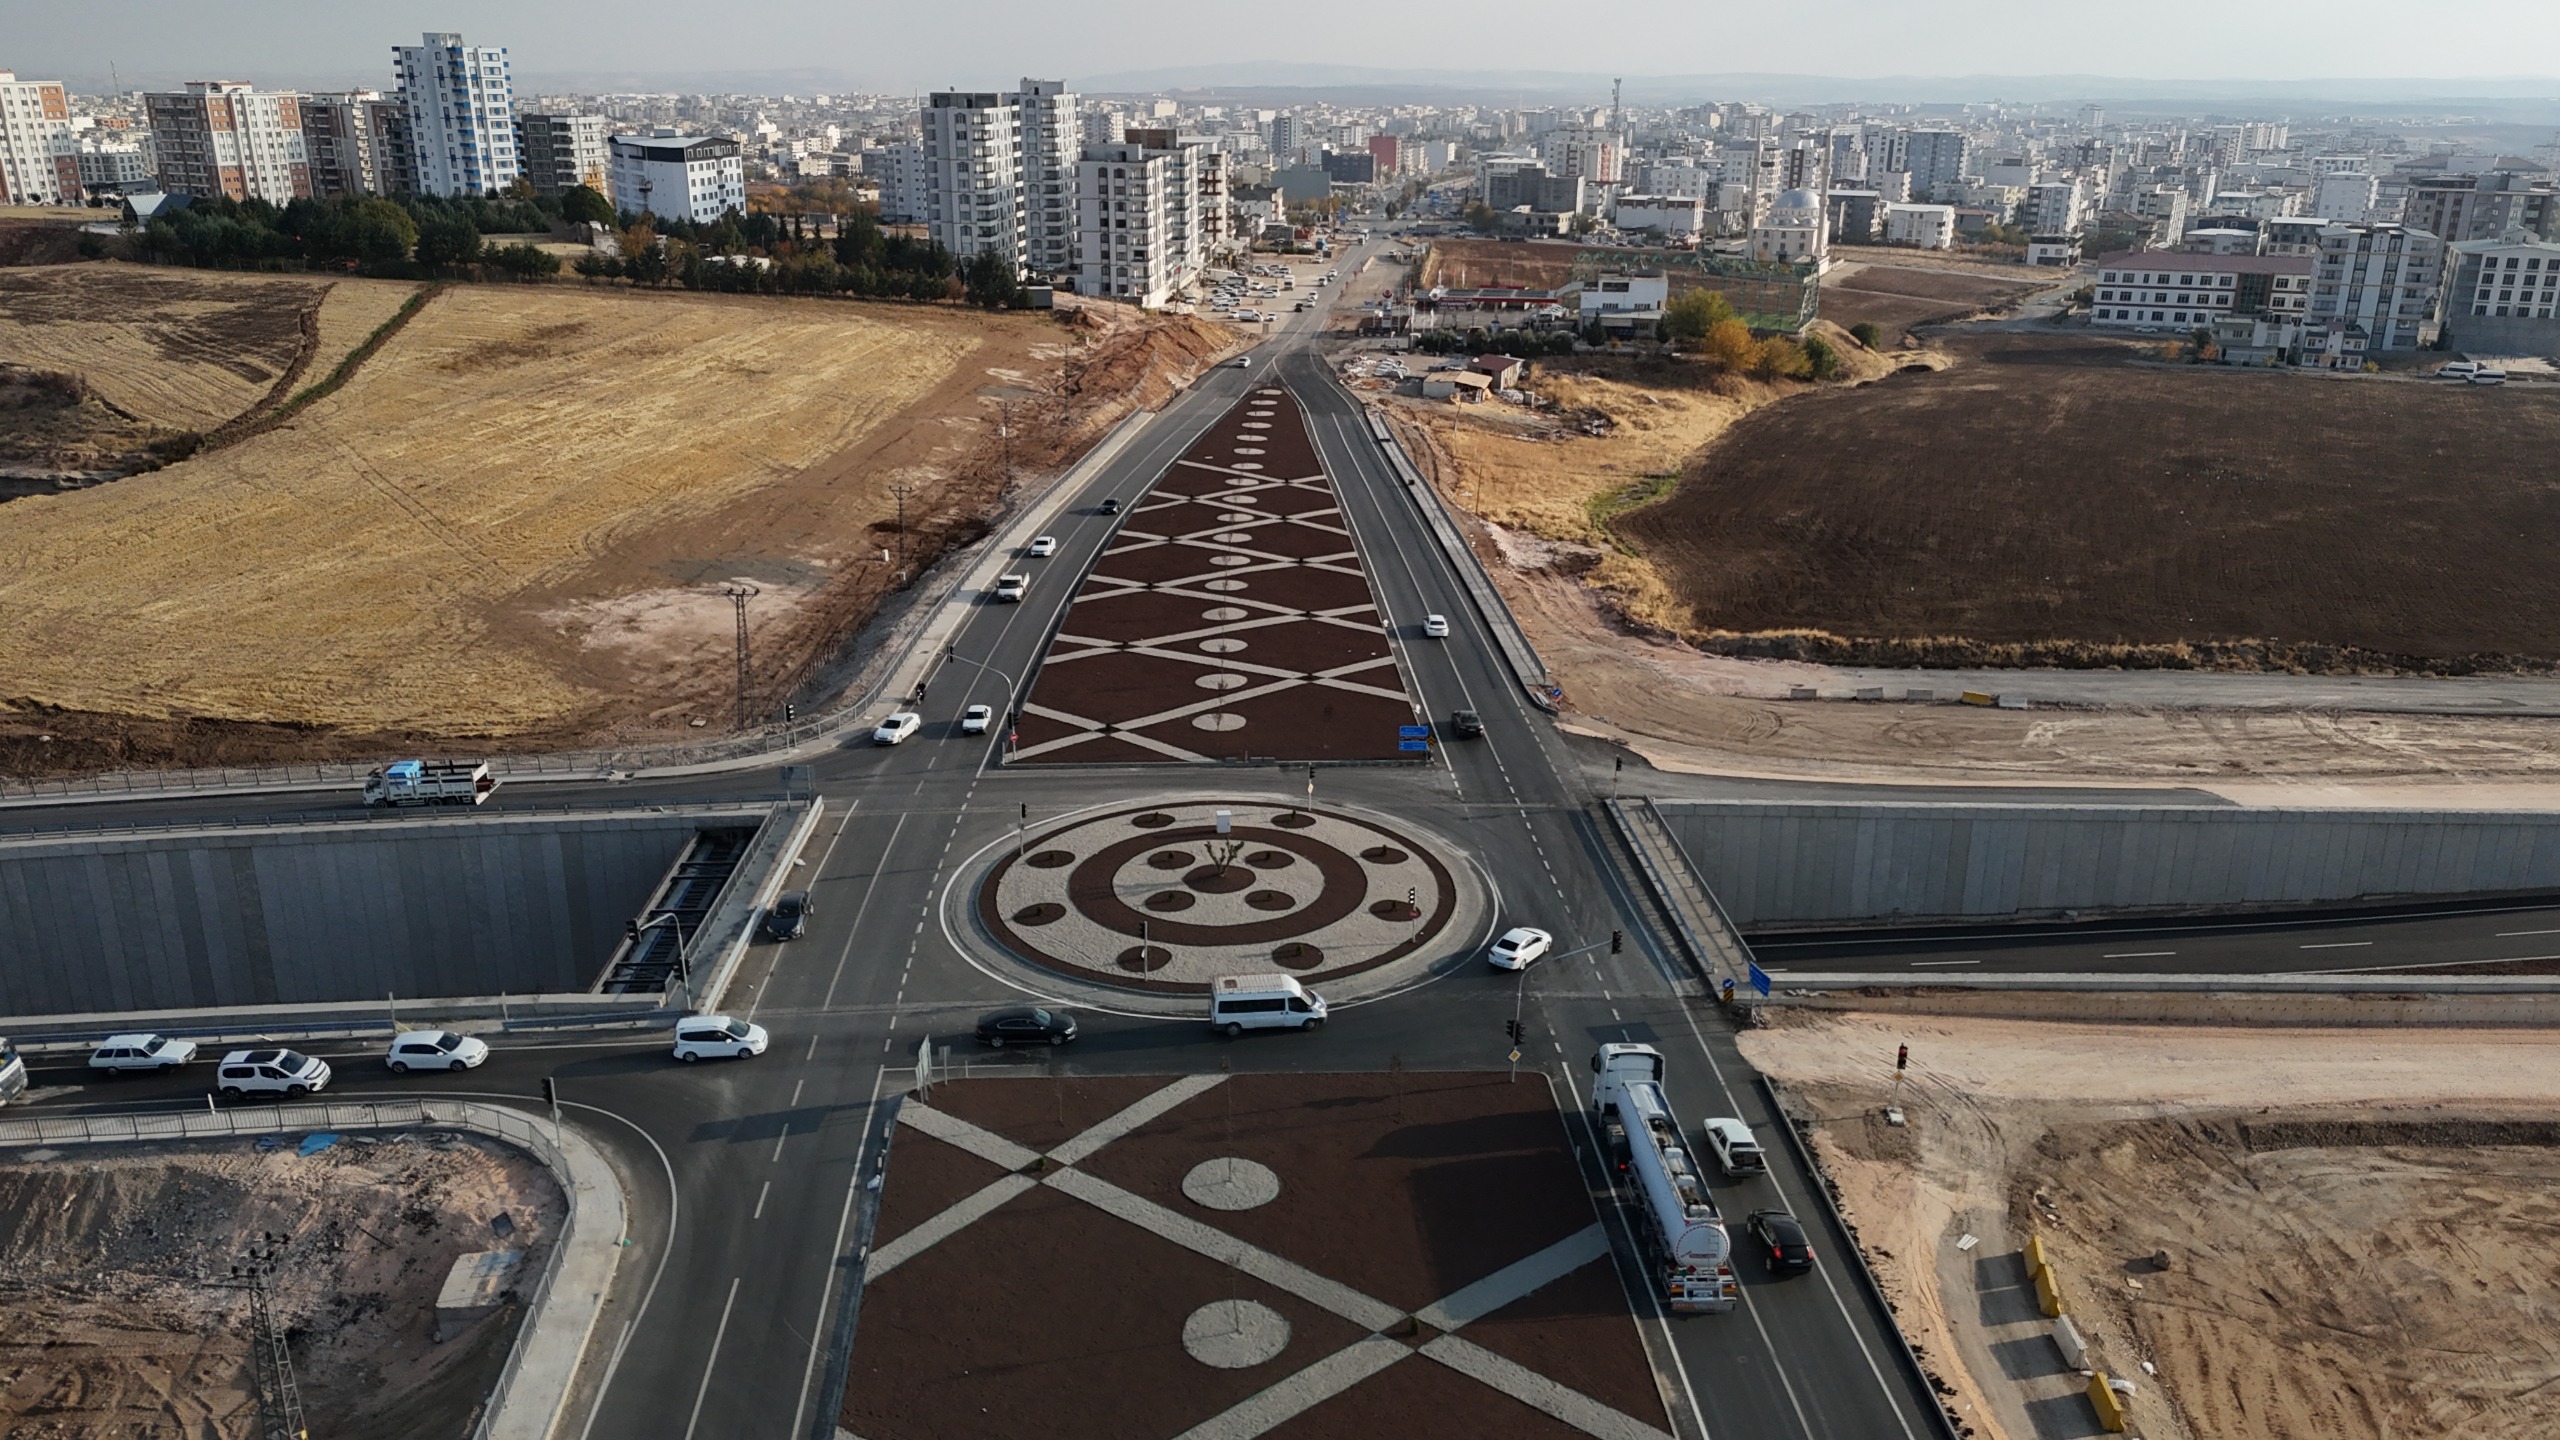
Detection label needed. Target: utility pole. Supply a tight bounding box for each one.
[723,584,758,731]
[232,1233,307,1440]
[998,400,1015,503]
[888,480,918,586]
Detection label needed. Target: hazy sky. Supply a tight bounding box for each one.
[15,0,2560,93]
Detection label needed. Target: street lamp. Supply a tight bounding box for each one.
[627,913,692,1009]
[943,647,1021,752]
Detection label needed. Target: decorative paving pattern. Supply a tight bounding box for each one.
[1011,386,1419,764]
[973,801,1476,996]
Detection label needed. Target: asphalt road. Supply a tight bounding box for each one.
[7,236,1937,1440]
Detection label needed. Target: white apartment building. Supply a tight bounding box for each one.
[144,82,309,204]
[608,133,744,224]
[1612,194,1706,235]
[2304,222,2442,352]
[868,142,927,223]
[2024,179,2084,235]
[392,33,519,197]
[1015,80,1078,277]
[1750,188,1828,266]
[0,73,76,205]
[2089,251,2312,330]
[517,112,610,200]
[2311,169,2376,223]
[922,88,1028,266]
[1538,125,1623,186]
[2449,236,2560,321]
[1641,159,1715,199]
[1882,202,1956,250]
[1073,140,1204,307]
[75,136,153,191]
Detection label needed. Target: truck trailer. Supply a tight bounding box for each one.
[363,759,498,808]
[1591,1042,1738,1313]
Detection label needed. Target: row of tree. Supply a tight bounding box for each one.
[564,209,1025,307]
[131,187,601,275]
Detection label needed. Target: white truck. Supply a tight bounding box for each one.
[1591,1042,1739,1313]
[363,759,497,808]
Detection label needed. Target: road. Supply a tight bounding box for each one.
[1754,895,2560,978]
[5,232,1942,1440]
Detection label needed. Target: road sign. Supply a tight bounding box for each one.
[1398,739,1429,752]
[1398,724,1431,739]
[1507,1048,1521,1063]
[1748,962,1772,997]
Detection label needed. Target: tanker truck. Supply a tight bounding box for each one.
[1591,1042,1738,1313]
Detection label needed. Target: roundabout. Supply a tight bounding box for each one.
[961,798,1489,1005]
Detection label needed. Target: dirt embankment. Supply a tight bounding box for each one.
[1745,1011,2560,1440]
[0,1133,564,1440]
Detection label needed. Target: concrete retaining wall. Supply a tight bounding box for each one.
[0,809,766,1018]
[1658,801,2560,929]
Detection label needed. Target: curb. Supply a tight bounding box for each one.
[1360,407,1558,711]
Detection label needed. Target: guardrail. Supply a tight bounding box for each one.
[1362,406,1558,710]
[0,797,781,841]
[0,1098,585,1440]
[1605,797,1756,994]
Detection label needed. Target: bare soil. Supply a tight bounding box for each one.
[1741,1011,2560,1440]
[0,1131,564,1440]
[1819,263,2043,344]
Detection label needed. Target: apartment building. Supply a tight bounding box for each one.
[1538,125,1622,186]
[1016,81,1079,277]
[2311,169,2377,223]
[2304,222,2442,352]
[144,82,310,205]
[1485,163,1584,215]
[1367,134,1401,177]
[2088,250,2313,329]
[868,142,927,223]
[391,32,519,197]
[518,112,610,200]
[1903,128,1969,201]
[2441,236,2560,354]
[608,132,744,224]
[0,72,76,205]
[1882,202,1956,250]
[365,101,419,196]
[2024,179,2085,234]
[923,89,1022,263]
[2403,171,2557,243]
[74,137,153,192]
[1072,139,1204,307]
[1612,194,1706,235]
[299,91,384,199]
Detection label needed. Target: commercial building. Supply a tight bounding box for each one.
[2088,250,2313,330]
[1367,134,1401,178]
[1882,202,1956,250]
[2444,236,2560,353]
[517,112,610,200]
[1321,148,1375,185]
[391,32,519,197]
[1577,271,1668,316]
[607,132,744,224]
[144,81,309,205]
[0,72,76,205]
[2303,222,2443,353]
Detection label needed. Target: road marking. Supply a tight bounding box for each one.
[2498,929,2560,937]
[1910,959,1981,967]
[2102,951,2177,958]
[771,1122,790,1162]
[806,1033,820,1061]
[821,812,910,1010]
[2300,940,2373,949]
[682,1275,742,1440]
[789,1078,805,1107]
[753,1180,771,1220]
[787,1064,892,1440]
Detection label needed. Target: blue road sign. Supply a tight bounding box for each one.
[1398,724,1431,738]
[1748,962,1773,997]
[1398,739,1430,753]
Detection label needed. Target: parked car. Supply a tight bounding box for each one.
[1702,1117,1768,1175]
[762,889,812,940]
[216,1049,332,1100]
[1487,926,1554,971]
[959,704,993,735]
[1027,535,1058,557]
[1746,1208,1815,1273]
[975,1006,1079,1047]
[672,1015,768,1062]
[385,1029,489,1073]
[874,711,922,745]
[1450,709,1484,739]
[89,1033,198,1074]
[1422,614,1451,638]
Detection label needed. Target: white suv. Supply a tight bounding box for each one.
[90,1033,199,1074]
[385,1030,490,1073]
[1702,1117,1768,1175]
[673,1016,769,1062]
[216,1049,333,1100]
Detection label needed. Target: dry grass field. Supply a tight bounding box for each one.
[0,282,1148,753]
[1818,262,2042,343]
[1616,334,2560,671]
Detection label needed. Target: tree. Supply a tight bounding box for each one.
[572,250,616,282]
[1662,288,1737,345]
[350,198,418,263]
[1802,334,1840,380]
[1698,317,1755,371]
[414,212,483,268]
[1848,321,1883,349]
[1463,201,1497,234]
[1747,336,1810,380]
[560,184,614,226]
[487,242,562,279]
[964,247,1025,308]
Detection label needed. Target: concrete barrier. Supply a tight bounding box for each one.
[2086,1373,2130,1432]
[2022,1234,2050,1279]
[2052,1314,2089,1369]
[1766,983,2560,1027]
[2034,1264,2067,1318]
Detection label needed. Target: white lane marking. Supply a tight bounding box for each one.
[787,1063,892,1440]
[682,1275,743,1440]
[2102,951,2176,958]
[2300,941,2373,949]
[753,1180,771,1220]
[790,1078,805,1107]
[771,1122,790,1163]
[821,813,911,1010]
[1909,959,1981,967]
[2498,929,2560,936]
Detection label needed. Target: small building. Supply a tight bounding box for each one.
[2209,313,2298,365]
[1613,194,1706,236]
[2306,317,2371,369]
[1882,202,1957,250]
[1422,370,1493,401]
[119,188,190,224]
[608,131,745,224]
[2026,234,2080,267]
[1578,271,1669,316]
[1749,188,1829,269]
[1470,354,1524,388]
[2088,250,2313,331]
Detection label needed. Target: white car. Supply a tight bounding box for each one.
[385,1029,489,1073]
[89,1033,198,1074]
[1027,536,1058,557]
[1487,926,1554,971]
[1702,1117,1768,1175]
[1422,614,1451,638]
[1233,356,1253,369]
[874,711,922,745]
[960,704,993,735]
[673,1015,769,1062]
[216,1048,332,1100]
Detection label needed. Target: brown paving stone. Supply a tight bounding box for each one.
[1257,1337,1602,1440]
[928,1074,1178,1154]
[868,1128,1011,1249]
[1077,1072,1598,1315]
[1461,1251,1667,1422]
[841,1182,1369,1440]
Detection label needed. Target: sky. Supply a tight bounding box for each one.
[14,0,2560,97]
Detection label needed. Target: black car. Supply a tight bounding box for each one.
[1746,1208,1815,1273]
[762,890,811,941]
[1099,497,1123,515]
[1450,709,1484,738]
[976,1006,1078,1047]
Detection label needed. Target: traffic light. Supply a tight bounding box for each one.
[1610,929,1624,954]
[785,702,796,723]
[1896,1043,1910,1073]
[1503,1019,1524,1044]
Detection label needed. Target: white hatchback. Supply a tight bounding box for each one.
[673,1016,769,1062]
[385,1029,490,1073]
[1027,536,1058,557]
[1487,926,1554,971]
[89,1033,198,1073]
[874,711,922,745]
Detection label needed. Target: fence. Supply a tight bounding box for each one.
[0,1099,581,1440]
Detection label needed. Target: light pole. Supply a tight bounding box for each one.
[887,480,919,586]
[943,647,1020,753]
[628,912,692,1009]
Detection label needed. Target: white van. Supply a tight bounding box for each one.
[2436,360,2481,380]
[1210,974,1327,1036]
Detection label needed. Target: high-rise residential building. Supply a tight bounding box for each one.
[1268,113,1301,164]
[868,142,927,223]
[923,89,1023,264]
[0,72,77,205]
[1072,137,1207,307]
[1015,80,1078,277]
[2025,179,2085,235]
[1902,128,1969,202]
[144,82,310,205]
[300,91,383,199]
[392,32,520,197]
[1537,125,1622,186]
[2403,171,2557,243]
[364,100,418,196]
[1368,133,1401,178]
[608,132,744,224]
[2311,169,2377,224]
[2304,221,2443,354]
[517,112,610,200]
[74,136,154,192]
